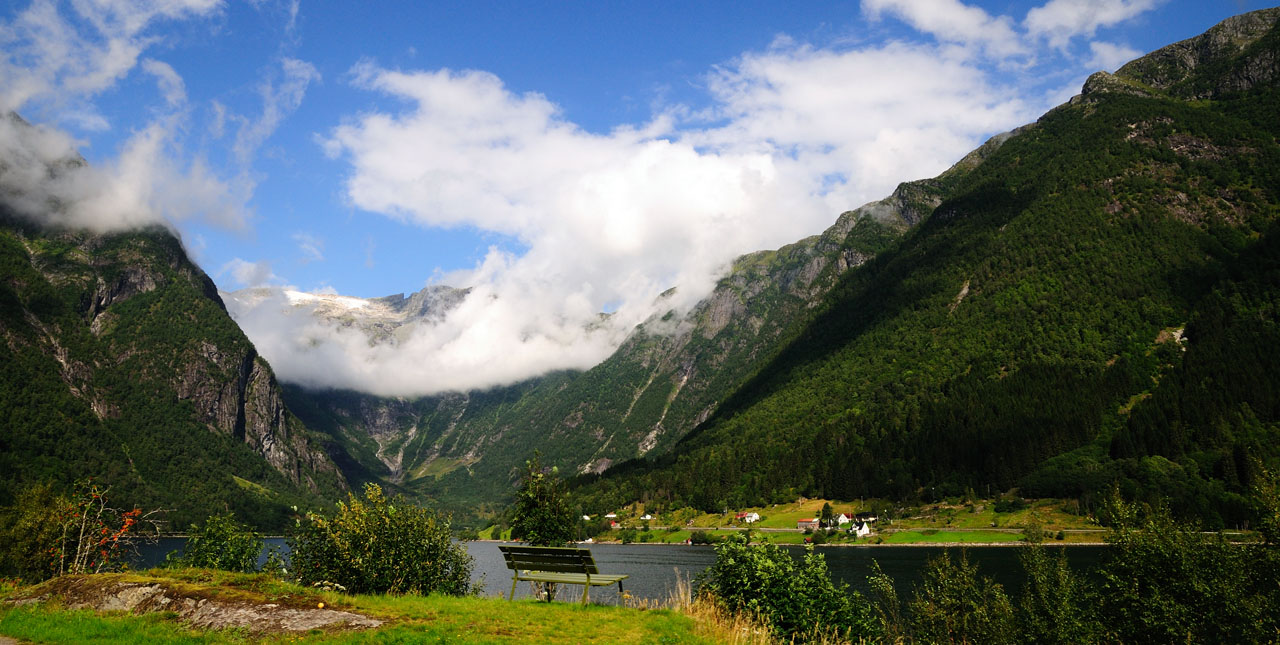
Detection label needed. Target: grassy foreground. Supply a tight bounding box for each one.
[0,570,760,644]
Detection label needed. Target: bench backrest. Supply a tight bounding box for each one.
[498,545,600,574]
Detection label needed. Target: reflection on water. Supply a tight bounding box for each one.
[130,538,1106,604]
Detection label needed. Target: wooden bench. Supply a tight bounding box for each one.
[498,545,629,605]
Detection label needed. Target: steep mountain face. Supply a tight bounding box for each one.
[0,215,346,529]
[572,8,1280,528]
[277,134,1012,515]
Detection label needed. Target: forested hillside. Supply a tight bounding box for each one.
[572,8,1280,528]
[282,138,1015,517]
[0,213,346,530]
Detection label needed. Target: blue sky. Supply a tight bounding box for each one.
[1,0,1271,394]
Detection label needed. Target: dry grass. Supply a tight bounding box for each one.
[636,571,874,645]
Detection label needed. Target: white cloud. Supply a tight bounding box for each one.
[0,113,251,232]
[233,57,320,166]
[142,58,186,108]
[293,231,324,263]
[1025,0,1160,48]
[221,258,281,288]
[0,0,250,233]
[0,0,222,114]
[862,0,1026,57]
[1086,40,1142,71]
[298,39,1036,395]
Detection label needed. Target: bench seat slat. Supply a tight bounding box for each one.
[514,572,629,586]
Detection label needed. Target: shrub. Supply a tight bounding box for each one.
[689,530,719,545]
[908,551,1017,645]
[288,483,471,596]
[0,483,67,581]
[174,513,262,573]
[1018,544,1097,644]
[696,532,879,642]
[993,496,1028,513]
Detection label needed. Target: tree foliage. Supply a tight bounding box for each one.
[696,532,879,642]
[288,483,471,596]
[174,513,262,573]
[510,454,575,547]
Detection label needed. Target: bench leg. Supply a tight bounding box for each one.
[616,581,624,606]
[582,583,589,605]
[509,576,518,601]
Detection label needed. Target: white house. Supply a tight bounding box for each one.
[736,512,760,523]
[836,513,852,526]
[849,521,872,537]
[640,514,653,521]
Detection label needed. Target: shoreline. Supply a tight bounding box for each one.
[470,538,1111,547]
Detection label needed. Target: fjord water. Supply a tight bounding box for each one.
[135,539,1105,603]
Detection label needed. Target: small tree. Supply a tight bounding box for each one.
[510,454,575,547]
[176,512,262,573]
[510,454,576,600]
[53,480,163,576]
[820,502,834,529]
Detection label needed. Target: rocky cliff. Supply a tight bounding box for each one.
[0,215,345,527]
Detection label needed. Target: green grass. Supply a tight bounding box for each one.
[231,476,275,499]
[873,530,1023,545]
[0,606,239,644]
[0,570,716,644]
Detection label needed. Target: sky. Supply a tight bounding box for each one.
[0,0,1270,396]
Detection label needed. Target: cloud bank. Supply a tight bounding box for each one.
[249,35,1038,395]
[0,0,1167,397]
[0,1,314,234]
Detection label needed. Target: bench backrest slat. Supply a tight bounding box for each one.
[498,546,601,574]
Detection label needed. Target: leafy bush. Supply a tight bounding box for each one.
[993,497,1028,513]
[907,551,1017,645]
[174,513,261,573]
[1018,544,1096,644]
[689,530,720,545]
[0,483,67,581]
[695,532,878,642]
[288,483,471,596]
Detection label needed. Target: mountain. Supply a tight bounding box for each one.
[270,131,1012,517]
[569,8,1280,528]
[0,208,347,529]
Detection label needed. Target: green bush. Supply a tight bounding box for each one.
[288,483,471,596]
[696,532,879,642]
[174,513,261,573]
[689,530,719,545]
[907,551,1017,645]
[0,483,66,582]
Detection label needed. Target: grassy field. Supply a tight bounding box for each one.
[0,570,752,644]
[476,498,1106,545]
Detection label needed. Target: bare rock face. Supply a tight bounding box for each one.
[26,576,381,635]
[5,221,344,495]
[1114,7,1280,98]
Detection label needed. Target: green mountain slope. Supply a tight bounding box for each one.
[571,8,1280,528]
[0,214,347,529]
[282,136,1018,518]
